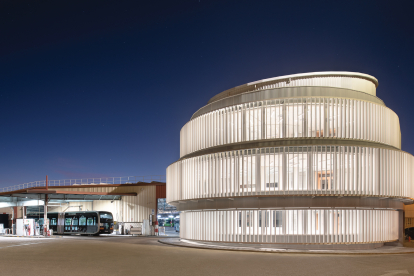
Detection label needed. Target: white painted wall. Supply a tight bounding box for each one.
[49,185,156,223]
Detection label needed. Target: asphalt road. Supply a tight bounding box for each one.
[1,235,414,276]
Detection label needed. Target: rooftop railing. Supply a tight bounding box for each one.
[0,175,166,193]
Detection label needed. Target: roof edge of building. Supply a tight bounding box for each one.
[208,71,378,104]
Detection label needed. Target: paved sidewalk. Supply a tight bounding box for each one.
[159,238,414,255]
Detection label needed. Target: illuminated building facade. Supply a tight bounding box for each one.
[167,72,413,247]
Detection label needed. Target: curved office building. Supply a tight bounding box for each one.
[167,72,414,248]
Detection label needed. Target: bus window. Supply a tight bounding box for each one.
[50,218,57,225]
[65,218,72,231]
[79,216,86,226]
[72,217,78,231]
[87,217,95,226]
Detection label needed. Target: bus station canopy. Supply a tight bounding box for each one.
[0,186,137,206]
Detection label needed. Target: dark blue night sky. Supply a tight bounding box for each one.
[1,0,413,187]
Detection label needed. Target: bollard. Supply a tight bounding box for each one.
[155,221,159,236]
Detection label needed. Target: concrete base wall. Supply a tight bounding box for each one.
[185,239,389,250]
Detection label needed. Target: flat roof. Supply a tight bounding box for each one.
[50,181,166,189]
[0,182,165,205]
[246,71,378,87]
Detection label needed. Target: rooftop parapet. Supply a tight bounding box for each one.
[208,71,378,104]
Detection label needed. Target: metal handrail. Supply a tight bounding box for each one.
[0,175,166,193]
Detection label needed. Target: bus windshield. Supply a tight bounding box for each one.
[100,212,113,222]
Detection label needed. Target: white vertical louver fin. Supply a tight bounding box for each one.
[179,98,400,157]
[168,146,414,201]
[180,209,397,244]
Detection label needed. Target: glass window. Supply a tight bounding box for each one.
[87,217,95,226]
[259,211,269,227]
[259,211,261,227]
[79,216,86,226]
[246,212,250,227]
[273,211,282,227]
[265,211,269,227]
[100,213,113,220]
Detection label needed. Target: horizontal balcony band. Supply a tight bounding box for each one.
[191,86,385,120]
[178,138,401,161]
[169,195,406,211]
[181,96,401,157]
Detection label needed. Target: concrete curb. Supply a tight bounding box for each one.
[1,235,63,238]
[158,238,414,255]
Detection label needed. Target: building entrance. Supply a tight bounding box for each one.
[157,198,179,236]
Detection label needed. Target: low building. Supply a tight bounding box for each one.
[0,178,166,230]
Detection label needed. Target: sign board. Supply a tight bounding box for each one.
[151,209,155,215]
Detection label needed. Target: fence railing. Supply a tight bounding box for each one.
[0,175,166,193]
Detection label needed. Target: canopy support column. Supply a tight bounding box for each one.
[44,175,49,236]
